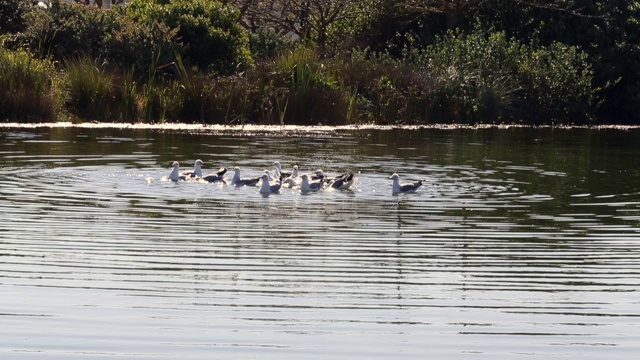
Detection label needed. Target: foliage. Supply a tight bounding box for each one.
[125,0,251,74]
[416,29,596,123]
[0,0,636,125]
[0,48,64,122]
[64,55,144,122]
[477,0,640,122]
[229,0,363,53]
[64,56,113,121]
[103,6,179,75]
[0,0,31,35]
[329,51,438,124]
[4,1,178,74]
[249,27,296,60]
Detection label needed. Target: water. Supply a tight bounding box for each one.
[1,125,639,359]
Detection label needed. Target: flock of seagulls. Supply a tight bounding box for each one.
[167,159,423,194]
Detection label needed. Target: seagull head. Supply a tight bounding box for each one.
[389,173,399,180]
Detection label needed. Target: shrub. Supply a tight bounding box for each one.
[0,0,31,35]
[125,0,252,74]
[519,42,597,123]
[249,27,296,60]
[5,1,178,76]
[0,48,64,122]
[15,1,108,59]
[104,6,179,75]
[329,51,438,124]
[419,28,597,123]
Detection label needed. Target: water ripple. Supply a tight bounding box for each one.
[1,127,639,359]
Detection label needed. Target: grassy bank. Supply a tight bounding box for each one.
[0,42,596,126]
[0,1,614,126]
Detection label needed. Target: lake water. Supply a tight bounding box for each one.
[1,124,639,359]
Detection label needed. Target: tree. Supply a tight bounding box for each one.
[397,0,594,30]
[228,0,362,50]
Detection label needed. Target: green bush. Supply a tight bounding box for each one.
[0,0,31,35]
[103,6,179,75]
[419,29,597,123]
[0,48,64,122]
[12,1,109,59]
[5,1,178,75]
[249,27,296,60]
[125,0,251,74]
[327,49,438,125]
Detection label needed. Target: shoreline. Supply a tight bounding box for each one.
[2,121,640,132]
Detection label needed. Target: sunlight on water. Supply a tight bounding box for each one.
[1,125,639,359]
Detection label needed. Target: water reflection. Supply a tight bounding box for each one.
[0,126,639,359]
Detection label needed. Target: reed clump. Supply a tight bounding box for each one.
[0,48,64,122]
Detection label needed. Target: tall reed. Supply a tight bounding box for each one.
[64,55,114,121]
[0,49,63,122]
[274,47,319,95]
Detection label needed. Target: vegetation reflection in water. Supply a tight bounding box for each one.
[0,125,639,360]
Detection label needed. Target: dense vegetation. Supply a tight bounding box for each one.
[0,0,638,125]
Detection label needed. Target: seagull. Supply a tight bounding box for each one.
[311,169,325,181]
[259,174,282,194]
[390,173,423,193]
[329,172,355,190]
[168,161,186,181]
[201,166,227,183]
[283,165,300,187]
[273,161,292,179]
[192,159,227,183]
[181,159,204,178]
[182,159,227,179]
[201,171,226,184]
[300,174,324,192]
[232,167,261,186]
[264,169,277,182]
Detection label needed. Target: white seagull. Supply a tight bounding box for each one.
[273,161,293,179]
[264,169,277,182]
[168,161,186,181]
[390,173,423,194]
[232,167,261,186]
[182,159,227,181]
[283,165,300,187]
[191,159,227,183]
[311,169,325,181]
[300,174,324,192]
[181,159,204,178]
[259,174,282,194]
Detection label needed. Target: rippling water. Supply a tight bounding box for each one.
[1,125,639,359]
